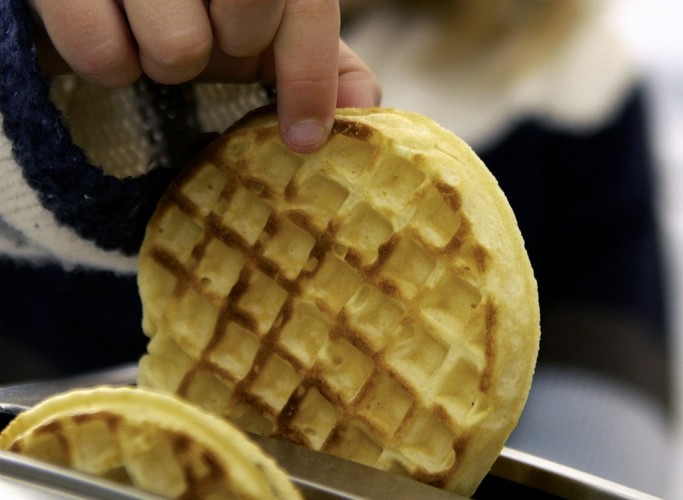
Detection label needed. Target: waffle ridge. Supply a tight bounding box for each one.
[137,106,540,496]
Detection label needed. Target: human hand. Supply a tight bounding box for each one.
[28,0,381,152]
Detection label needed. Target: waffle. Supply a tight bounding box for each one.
[137,106,540,496]
[0,386,301,499]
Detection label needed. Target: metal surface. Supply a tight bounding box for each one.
[0,365,662,499]
[487,447,660,500]
[0,364,138,407]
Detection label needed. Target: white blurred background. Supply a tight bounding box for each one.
[610,0,683,496]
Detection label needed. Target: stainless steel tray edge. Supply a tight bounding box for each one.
[491,447,660,500]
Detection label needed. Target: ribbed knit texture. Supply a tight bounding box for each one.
[0,0,182,255]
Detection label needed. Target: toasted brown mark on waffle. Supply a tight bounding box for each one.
[9,419,67,454]
[144,121,501,483]
[435,180,463,212]
[332,118,373,140]
[172,434,226,496]
[480,300,498,392]
[71,411,120,428]
[10,413,232,497]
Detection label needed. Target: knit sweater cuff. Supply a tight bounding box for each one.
[0,1,267,272]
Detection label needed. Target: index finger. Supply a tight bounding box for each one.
[274,0,340,152]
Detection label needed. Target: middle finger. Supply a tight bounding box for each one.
[123,0,213,84]
[210,0,285,58]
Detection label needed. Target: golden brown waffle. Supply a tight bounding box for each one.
[0,386,301,499]
[137,106,540,496]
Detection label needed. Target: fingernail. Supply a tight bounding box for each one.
[286,120,326,151]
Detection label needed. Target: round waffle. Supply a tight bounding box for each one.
[0,386,300,499]
[137,106,540,496]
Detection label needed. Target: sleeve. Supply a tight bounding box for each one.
[0,0,182,273]
[0,0,269,273]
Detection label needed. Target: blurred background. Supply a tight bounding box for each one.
[612,0,683,399]
[340,0,683,496]
[612,0,683,496]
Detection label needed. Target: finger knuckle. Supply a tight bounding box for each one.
[73,40,136,86]
[149,30,213,70]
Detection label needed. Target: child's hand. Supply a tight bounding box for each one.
[28,0,381,152]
